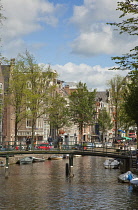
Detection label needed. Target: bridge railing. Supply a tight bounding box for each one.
[0,140,136,157]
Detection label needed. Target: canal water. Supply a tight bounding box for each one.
[0,156,138,210]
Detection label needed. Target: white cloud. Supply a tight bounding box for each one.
[70,0,120,31]
[70,0,137,56]
[47,62,129,91]
[1,0,63,41]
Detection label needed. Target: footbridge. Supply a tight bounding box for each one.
[0,147,136,178]
[0,147,132,159]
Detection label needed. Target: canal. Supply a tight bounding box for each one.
[0,156,138,210]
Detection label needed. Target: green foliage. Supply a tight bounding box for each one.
[7,51,58,142]
[6,64,27,123]
[107,75,125,136]
[48,93,70,131]
[124,83,138,125]
[109,0,138,36]
[118,101,135,130]
[108,0,138,71]
[98,108,113,133]
[69,82,96,141]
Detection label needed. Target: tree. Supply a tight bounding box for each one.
[69,82,96,143]
[7,51,58,147]
[108,0,138,147]
[48,92,70,139]
[5,58,28,144]
[123,75,138,147]
[98,108,113,142]
[21,51,58,148]
[107,75,124,137]
[108,0,138,71]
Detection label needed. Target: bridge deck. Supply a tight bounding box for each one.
[0,148,132,159]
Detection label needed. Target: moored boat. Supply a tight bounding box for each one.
[118,171,137,183]
[130,178,138,190]
[16,157,33,164]
[16,156,45,164]
[48,155,63,160]
[74,155,82,157]
[31,157,45,163]
[104,158,120,169]
[0,161,5,167]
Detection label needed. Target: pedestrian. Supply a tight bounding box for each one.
[48,135,53,146]
[57,135,63,149]
[26,136,31,151]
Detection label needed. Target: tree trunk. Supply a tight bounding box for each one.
[79,123,83,144]
[14,119,18,146]
[31,118,36,150]
[136,123,138,149]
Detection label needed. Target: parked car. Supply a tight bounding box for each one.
[95,142,103,148]
[72,144,82,150]
[83,142,95,150]
[36,143,53,150]
[104,142,113,148]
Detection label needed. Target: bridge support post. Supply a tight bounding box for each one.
[66,163,69,176]
[69,154,74,177]
[120,158,131,173]
[5,155,9,178]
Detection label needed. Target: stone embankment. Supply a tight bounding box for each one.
[0,154,50,165]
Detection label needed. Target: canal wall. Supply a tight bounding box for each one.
[0,154,50,165]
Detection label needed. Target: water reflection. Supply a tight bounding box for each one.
[0,156,138,210]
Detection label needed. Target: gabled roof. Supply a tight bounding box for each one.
[96,91,108,103]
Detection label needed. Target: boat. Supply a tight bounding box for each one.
[31,157,45,163]
[16,156,45,164]
[63,154,69,159]
[74,155,82,157]
[130,178,138,189]
[16,157,34,164]
[0,161,5,167]
[48,155,63,160]
[104,158,120,169]
[118,171,138,183]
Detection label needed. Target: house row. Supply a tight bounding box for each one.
[1,60,135,147]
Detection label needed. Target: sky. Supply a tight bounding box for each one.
[1,0,137,91]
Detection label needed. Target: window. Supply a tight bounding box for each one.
[26,119,32,128]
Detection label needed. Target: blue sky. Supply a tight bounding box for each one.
[1,0,136,90]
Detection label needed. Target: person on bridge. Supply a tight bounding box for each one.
[26,136,31,151]
[48,136,53,146]
[57,135,63,150]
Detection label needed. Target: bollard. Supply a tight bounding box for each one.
[66,163,69,176]
[69,166,74,178]
[5,155,9,178]
[69,154,73,167]
[69,154,74,177]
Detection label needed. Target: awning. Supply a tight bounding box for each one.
[113,136,124,140]
[129,135,137,138]
[122,137,132,140]
[118,129,126,133]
